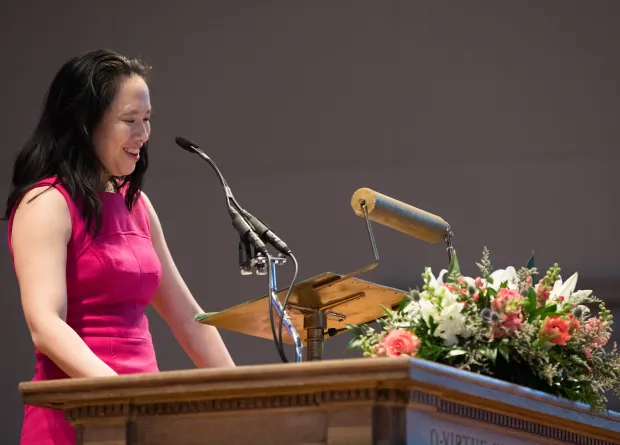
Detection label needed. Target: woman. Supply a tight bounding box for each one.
[4,49,235,445]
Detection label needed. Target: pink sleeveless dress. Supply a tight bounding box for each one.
[7,177,162,445]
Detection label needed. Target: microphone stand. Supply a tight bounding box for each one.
[259,253,304,363]
[175,136,304,363]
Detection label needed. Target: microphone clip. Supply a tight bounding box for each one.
[238,237,286,276]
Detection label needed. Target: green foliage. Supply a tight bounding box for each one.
[475,246,493,279]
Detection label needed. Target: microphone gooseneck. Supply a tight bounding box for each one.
[174,136,269,257]
[174,136,291,257]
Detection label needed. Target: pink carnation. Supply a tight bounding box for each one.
[536,284,551,305]
[502,313,524,331]
[379,329,421,357]
[491,289,525,337]
[584,317,610,347]
[492,288,524,317]
[373,344,387,357]
[540,316,571,346]
[443,283,462,294]
[567,313,580,333]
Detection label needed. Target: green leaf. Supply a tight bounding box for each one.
[398,295,411,312]
[487,348,498,365]
[346,337,363,350]
[526,251,535,270]
[377,318,387,331]
[419,344,445,362]
[427,316,437,335]
[379,304,393,318]
[527,287,537,313]
[345,324,364,337]
[447,249,461,281]
[528,303,560,323]
[543,303,558,316]
[526,251,537,283]
[498,344,511,362]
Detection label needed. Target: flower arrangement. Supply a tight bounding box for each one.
[346,248,620,412]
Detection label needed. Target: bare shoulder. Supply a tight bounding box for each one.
[139,191,164,234]
[11,186,72,246]
[139,190,158,221]
[140,190,154,211]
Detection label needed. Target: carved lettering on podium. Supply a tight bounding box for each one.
[410,411,546,445]
[430,428,501,445]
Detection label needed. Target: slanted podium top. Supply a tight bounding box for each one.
[194,272,406,344]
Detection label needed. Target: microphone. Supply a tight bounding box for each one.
[350,187,451,244]
[174,136,291,257]
[235,208,291,256]
[229,205,270,257]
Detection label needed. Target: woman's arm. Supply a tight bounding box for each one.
[11,187,117,378]
[142,192,235,369]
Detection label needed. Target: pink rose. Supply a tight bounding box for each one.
[380,329,421,357]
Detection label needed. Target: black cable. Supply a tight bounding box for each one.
[268,281,289,363]
[225,193,298,363]
[277,253,299,361]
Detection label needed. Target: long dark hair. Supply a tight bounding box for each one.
[4,49,151,235]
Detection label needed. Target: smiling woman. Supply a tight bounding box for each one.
[3,49,235,445]
[92,74,152,177]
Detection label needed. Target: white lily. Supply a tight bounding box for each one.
[418,296,438,325]
[547,272,592,303]
[436,312,469,346]
[427,268,448,289]
[484,267,519,291]
[461,276,477,290]
[428,267,478,292]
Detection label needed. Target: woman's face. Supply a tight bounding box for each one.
[92,74,151,179]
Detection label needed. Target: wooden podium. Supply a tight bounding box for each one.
[19,357,620,445]
[17,188,620,444]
